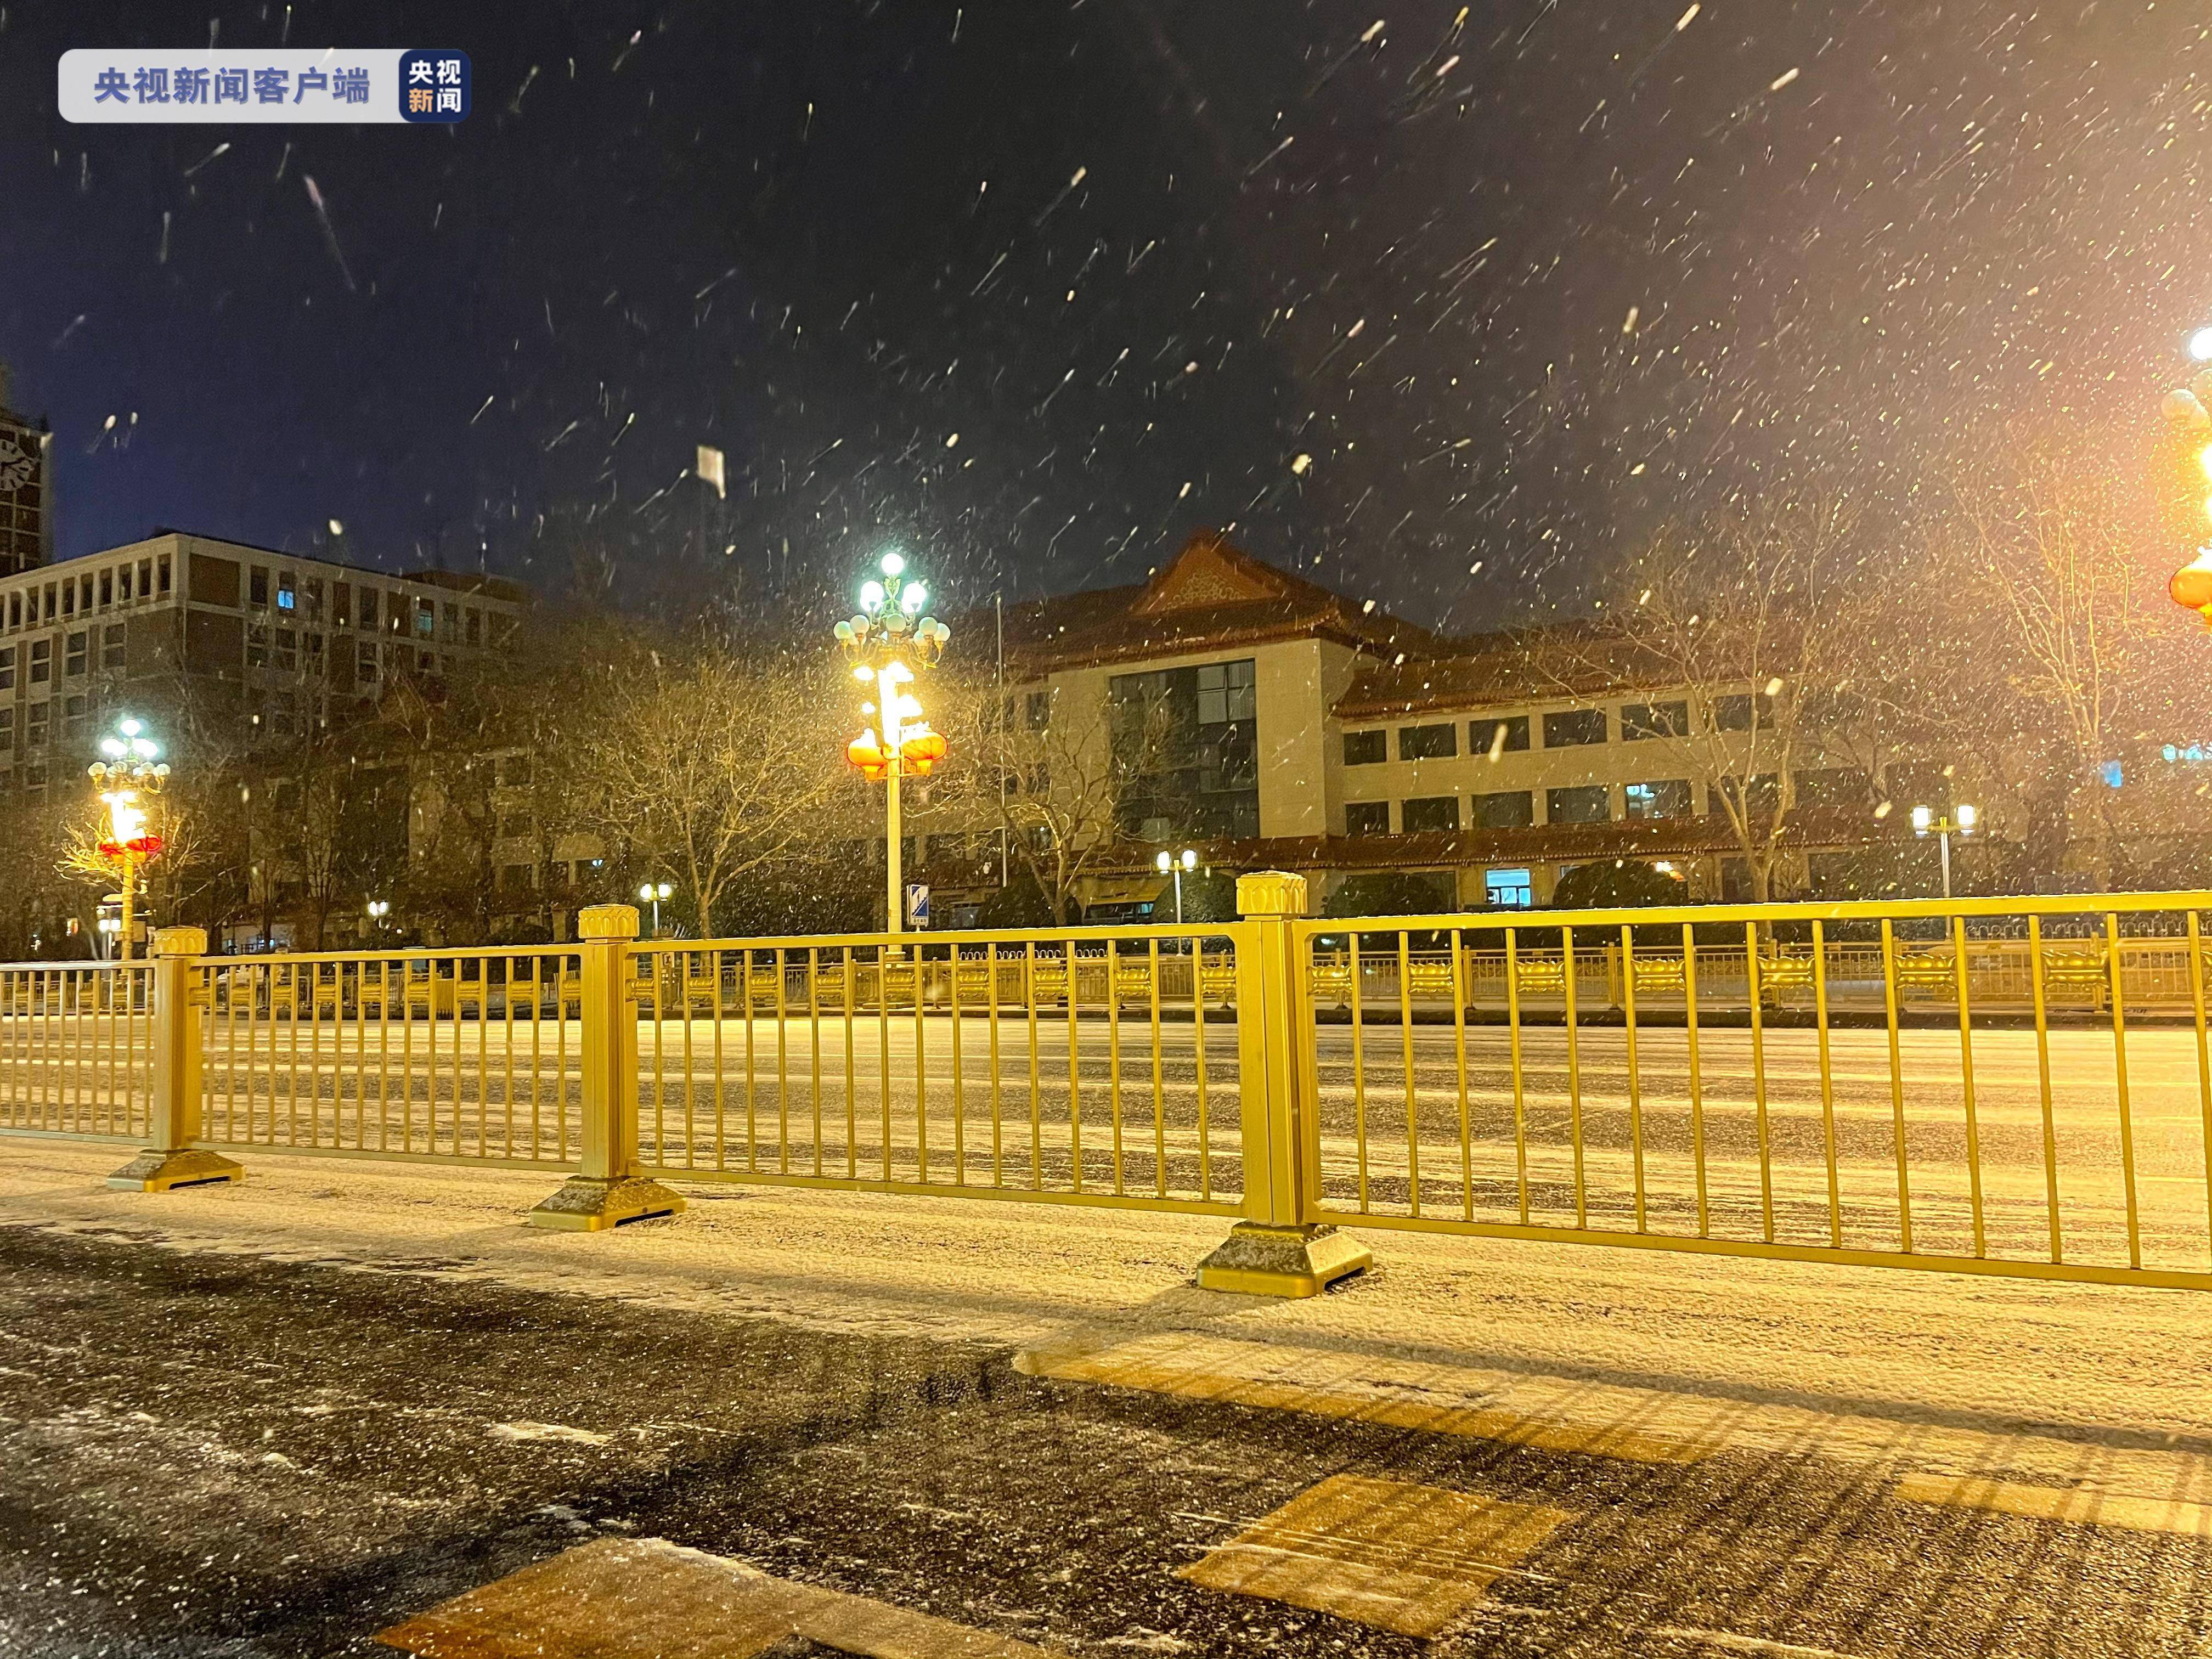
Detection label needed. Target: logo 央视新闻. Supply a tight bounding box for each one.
[397,49,469,123]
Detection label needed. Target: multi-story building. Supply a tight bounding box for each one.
[0,530,527,790]
[0,381,54,580]
[929,529,1897,918]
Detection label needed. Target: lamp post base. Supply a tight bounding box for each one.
[106,1147,245,1193]
[525,1175,686,1232]
[1195,1221,1371,1298]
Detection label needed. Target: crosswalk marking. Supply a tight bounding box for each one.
[1177,1473,1570,1638]
[1895,1472,2212,1536]
[1019,1333,1720,1464]
[375,1535,1056,1658]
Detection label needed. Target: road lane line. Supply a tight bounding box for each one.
[1176,1472,1570,1638]
[375,1534,1058,1658]
[1895,1471,2212,1536]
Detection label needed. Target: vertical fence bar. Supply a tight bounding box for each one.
[1063,936,1080,1193]
[1746,922,1774,1243]
[1621,923,1645,1234]
[1562,924,1586,1229]
[1452,930,1472,1221]
[1813,919,1840,1249]
[1349,932,1368,1210]
[1105,947,1123,1194]
[1397,932,1419,1218]
[1025,943,1042,1189]
[2191,912,2212,1265]
[1684,923,1708,1239]
[776,947,792,1175]
[951,947,967,1186]
[2107,911,2141,1270]
[1506,927,1530,1224]
[842,950,857,1178]
[1193,942,1213,1202]
[985,943,1001,1186]
[1879,919,1914,1254]
[2028,916,2062,1263]
[1952,915,1985,1259]
[1148,939,1165,1198]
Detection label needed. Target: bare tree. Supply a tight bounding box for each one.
[573,636,845,936]
[1933,430,2193,887]
[987,687,1172,926]
[1538,496,1896,903]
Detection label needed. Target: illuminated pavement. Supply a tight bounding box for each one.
[0,1148,2209,1657]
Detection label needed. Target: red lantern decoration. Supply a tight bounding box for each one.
[2173,551,2212,616]
[846,732,889,781]
[900,728,947,776]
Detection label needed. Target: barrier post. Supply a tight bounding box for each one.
[527,904,685,1230]
[108,927,244,1192]
[1195,871,1371,1296]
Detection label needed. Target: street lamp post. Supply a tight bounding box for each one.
[837,551,950,939]
[86,717,169,962]
[637,882,671,939]
[1910,802,1977,900]
[366,899,390,939]
[1154,848,1198,924]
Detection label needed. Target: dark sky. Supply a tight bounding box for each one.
[1,1,2205,630]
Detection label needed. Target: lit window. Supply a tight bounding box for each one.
[1485,868,1533,909]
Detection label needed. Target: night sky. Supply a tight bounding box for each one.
[1,2,2205,629]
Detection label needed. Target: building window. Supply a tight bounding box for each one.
[276,571,297,612]
[1796,766,1871,806]
[60,580,74,617]
[1624,778,1694,820]
[1194,659,1256,725]
[415,599,435,640]
[1712,693,1773,732]
[28,639,49,683]
[0,646,13,691]
[1717,773,1781,815]
[1543,708,1608,747]
[357,641,379,682]
[1485,867,1533,909]
[250,566,268,607]
[98,571,113,607]
[157,554,171,596]
[1622,700,1689,742]
[465,608,482,647]
[358,588,379,631]
[103,624,126,670]
[443,601,460,640]
[1343,730,1387,766]
[303,578,323,620]
[1108,657,1261,840]
[1470,716,1530,757]
[1402,795,1460,833]
[137,559,151,599]
[25,701,47,748]
[0,708,12,749]
[275,629,297,672]
[1547,784,1611,823]
[64,631,87,676]
[498,864,535,893]
[1025,689,1052,730]
[1398,723,1458,761]
[247,624,269,669]
[62,694,88,738]
[1473,789,1534,829]
[306,633,325,676]
[1345,800,1390,837]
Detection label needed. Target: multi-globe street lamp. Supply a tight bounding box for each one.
[2160,326,2212,621]
[86,716,168,961]
[836,551,950,936]
[637,881,672,938]
[365,898,391,938]
[1910,802,1977,900]
[1155,848,1198,924]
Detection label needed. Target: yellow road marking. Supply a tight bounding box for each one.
[1178,1472,1569,1638]
[1022,1334,1719,1464]
[1896,1472,2212,1536]
[376,1534,1058,1658]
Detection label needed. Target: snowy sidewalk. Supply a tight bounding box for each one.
[1,1138,2207,1487]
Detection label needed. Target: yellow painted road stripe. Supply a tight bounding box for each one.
[1178,1473,1570,1639]
[1896,1472,2212,1536]
[376,1534,1058,1658]
[1020,1335,1718,1465]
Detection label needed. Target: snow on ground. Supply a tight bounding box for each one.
[1,1135,2208,1497]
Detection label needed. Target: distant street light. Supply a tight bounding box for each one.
[1910,802,1977,900]
[637,882,672,938]
[837,549,951,940]
[1154,848,1198,924]
[86,716,169,961]
[2190,326,2212,364]
[366,899,390,938]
